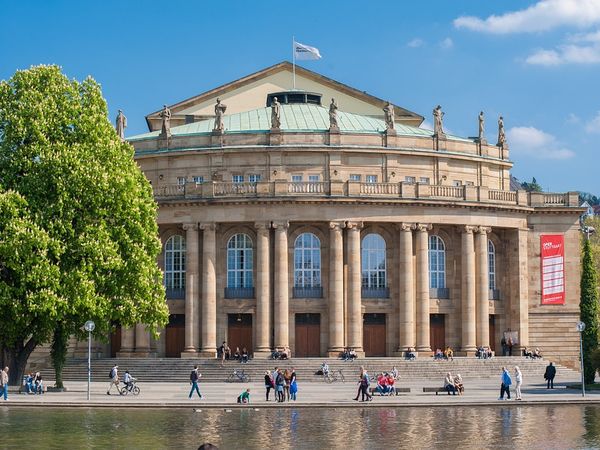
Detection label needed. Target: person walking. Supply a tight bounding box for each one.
[107,364,119,395]
[290,368,298,401]
[189,365,203,399]
[499,367,512,400]
[0,367,8,401]
[514,366,523,400]
[275,368,285,402]
[264,370,274,401]
[354,367,372,402]
[544,362,557,389]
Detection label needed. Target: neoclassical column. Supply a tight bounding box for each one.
[346,221,363,353]
[398,223,415,351]
[118,327,135,356]
[182,223,199,356]
[328,221,345,355]
[254,222,271,356]
[415,223,432,352]
[475,226,491,348]
[134,323,150,356]
[273,221,290,350]
[199,223,217,357]
[461,225,477,353]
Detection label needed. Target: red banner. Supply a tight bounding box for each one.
[540,235,565,305]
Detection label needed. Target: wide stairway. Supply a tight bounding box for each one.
[55,356,578,383]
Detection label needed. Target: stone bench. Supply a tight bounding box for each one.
[423,387,447,395]
[369,387,410,395]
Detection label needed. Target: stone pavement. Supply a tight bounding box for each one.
[2,372,598,408]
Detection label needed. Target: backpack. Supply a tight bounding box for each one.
[109,368,115,379]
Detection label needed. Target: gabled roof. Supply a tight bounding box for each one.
[130,104,470,143]
[144,61,424,131]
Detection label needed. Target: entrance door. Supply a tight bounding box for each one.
[165,314,185,358]
[228,314,253,355]
[295,313,320,357]
[430,314,445,351]
[110,325,121,358]
[489,316,496,352]
[363,313,386,357]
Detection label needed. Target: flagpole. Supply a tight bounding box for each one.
[292,36,296,90]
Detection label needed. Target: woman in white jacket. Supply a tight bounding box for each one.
[514,366,523,400]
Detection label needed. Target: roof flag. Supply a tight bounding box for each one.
[293,41,322,60]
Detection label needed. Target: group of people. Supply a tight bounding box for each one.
[270,347,290,360]
[523,347,543,359]
[264,367,297,402]
[340,347,358,361]
[24,371,44,394]
[405,347,417,360]
[433,347,455,361]
[443,372,464,395]
[218,342,250,365]
[475,346,494,359]
[107,364,135,395]
[375,372,397,395]
[499,366,523,400]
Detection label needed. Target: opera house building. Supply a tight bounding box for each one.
[115,62,581,367]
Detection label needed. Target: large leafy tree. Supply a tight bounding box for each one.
[580,238,599,385]
[0,66,169,385]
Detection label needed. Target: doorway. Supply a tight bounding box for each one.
[295,313,321,357]
[110,325,121,358]
[430,314,446,351]
[363,313,386,357]
[228,314,253,355]
[165,314,185,358]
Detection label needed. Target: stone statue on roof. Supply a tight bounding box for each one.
[383,101,395,130]
[478,111,485,141]
[433,105,445,136]
[159,104,171,138]
[329,98,339,130]
[271,97,281,129]
[497,116,506,148]
[115,109,127,141]
[213,98,227,132]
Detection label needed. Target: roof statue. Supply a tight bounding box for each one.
[329,98,339,130]
[213,98,227,133]
[383,102,395,130]
[159,104,172,138]
[497,116,506,148]
[478,111,485,142]
[433,105,445,136]
[115,109,127,141]
[271,97,281,129]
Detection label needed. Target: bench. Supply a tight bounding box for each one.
[423,387,464,395]
[369,387,410,395]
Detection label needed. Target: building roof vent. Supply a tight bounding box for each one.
[266,91,322,107]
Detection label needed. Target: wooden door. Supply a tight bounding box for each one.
[430,314,445,352]
[165,314,185,358]
[110,326,121,358]
[228,314,253,355]
[489,316,496,352]
[363,314,386,357]
[295,314,320,357]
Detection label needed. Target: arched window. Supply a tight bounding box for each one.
[429,235,446,289]
[164,235,186,297]
[361,233,388,297]
[488,240,496,290]
[294,232,321,297]
[227,234,253,291]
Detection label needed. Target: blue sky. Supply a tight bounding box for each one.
[1,0,599,194]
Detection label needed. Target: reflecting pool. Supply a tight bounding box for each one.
[1,405,600,449]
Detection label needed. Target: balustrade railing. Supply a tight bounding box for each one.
[542,193,567,205]
[360,183,399,195]
[214,182,257,196]
[288,182,326,194]
[430,185,464,199]
[488,190,517,203]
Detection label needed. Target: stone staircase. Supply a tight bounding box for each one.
[48,356,578,383]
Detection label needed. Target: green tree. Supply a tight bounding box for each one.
[521,177,543,192]
[580,238,599,385]
[0,65,169,385]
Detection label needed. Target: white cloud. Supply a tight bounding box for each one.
[507,126,575,159]
[407,38,424,48]
[526,42,600,65]
[566,113,580,124]
[454,0,600,34]
[439,37,454,49]
[585,111,600,133]
[568,29,600,43]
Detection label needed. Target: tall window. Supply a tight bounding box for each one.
[227,234,253,288]
[294,233,321,288]
[366,175,378,183]
[429,235,446,289]
[164,235,186,292]
[488,240,496,290]
[232,175,244,183]
[361,234,387,291]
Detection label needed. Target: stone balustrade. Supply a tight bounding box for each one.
[153,181,580,208]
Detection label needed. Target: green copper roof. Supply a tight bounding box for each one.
[128,104,472,142]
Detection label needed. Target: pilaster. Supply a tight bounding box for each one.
[415,223,432,352]
[181,223,199,357]
[273,221,290,350]
[254,221,271,357]
[461,225,477,354]
[328,221,345,355]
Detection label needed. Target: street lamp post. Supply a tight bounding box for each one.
[577,321,586,397]
[84,320,95,401]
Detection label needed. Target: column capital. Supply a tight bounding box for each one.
[477,226,492,234]
[272,220,289,230]
[254,221,271,232]
[345,221,363,230]
[461,225,477,234]
[329,221,345,231]
[415,223,432,233]
[182,223,199,231]
[199,222,216,231]
[396,222,415,232]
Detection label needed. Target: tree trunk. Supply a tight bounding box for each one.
[50,325,68,389]
[3,338,37,385]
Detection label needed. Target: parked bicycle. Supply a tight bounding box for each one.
[226,369,251,383]
[119,378,140,396]
[324,369,345,383]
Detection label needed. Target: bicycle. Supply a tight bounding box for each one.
[119,378,140,396]
[324,369,345,383]
[226,369,251,383]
